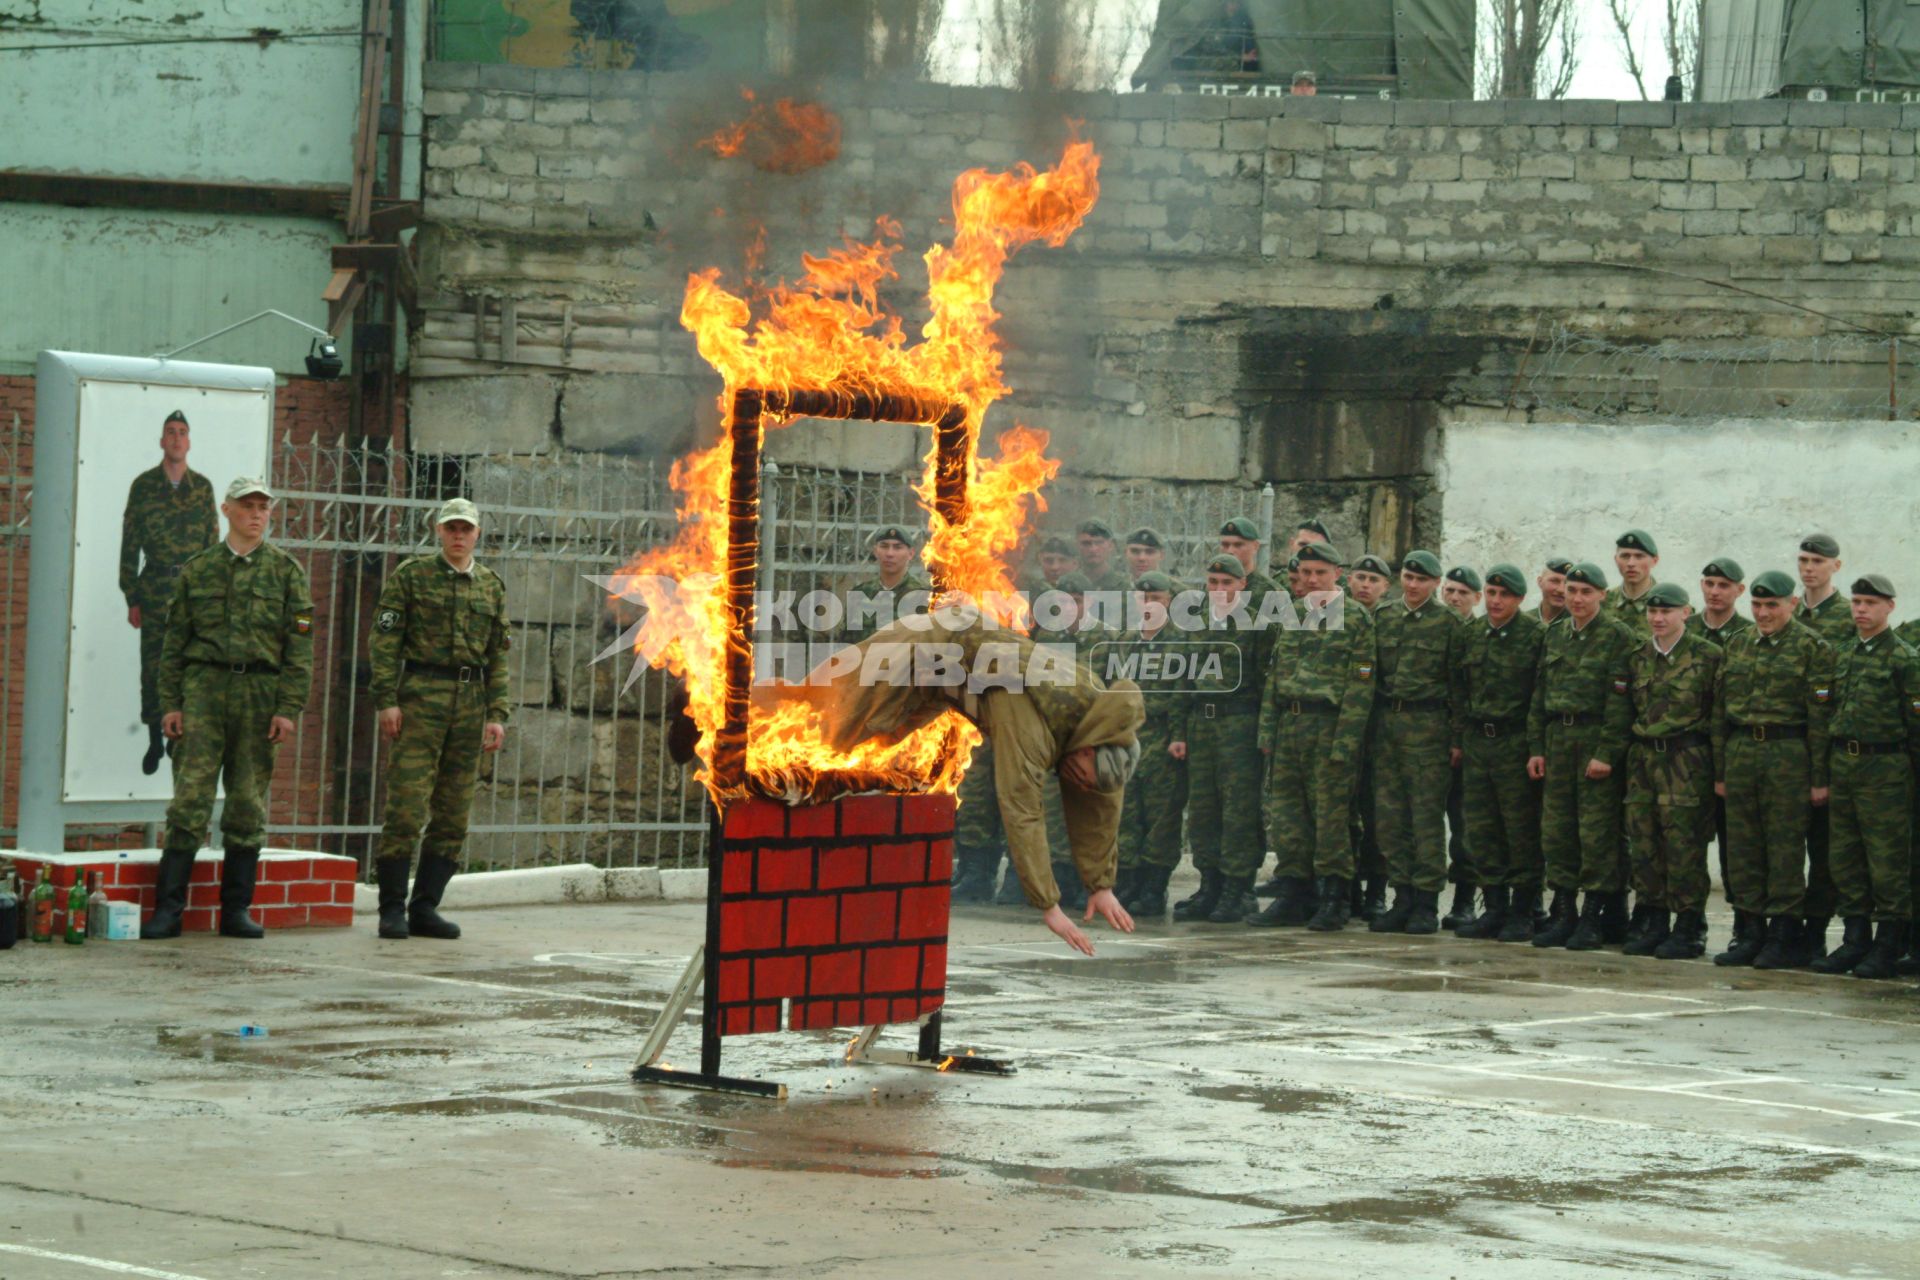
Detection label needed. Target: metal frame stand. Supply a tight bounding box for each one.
[843,1010,1016,1076]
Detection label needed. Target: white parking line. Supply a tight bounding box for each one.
[0,1242,207,1279]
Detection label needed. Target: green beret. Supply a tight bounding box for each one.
[1852,573,1896,599]
[1038,535,1074,557]
[1286,554,1301,571]
[1750,570,1796,599]
[1701,557,1744,584]
[1075,519,1115,540]
[1800,532,1841,558]
[1484,563,1527,596]
[866,523,916,549]
[1296,517,1332,541]
[1204,554,1249,580]
[1445,565,1482,591]
[1352,554,1392,578]
[1134,570,1178,594]
[1565,561,1609,589]
[1125,526,1166,549]
[1218,516,1260,541]
[1298,541,1342,567]
[1545,556,1574,575]
[1054,571,1093,595]
[1645,582,1690,609]
[1401,549,1441,579]
[1616,528,1659,556]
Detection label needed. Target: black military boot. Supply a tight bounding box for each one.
[993,857,1028,906]
[1054,862,1088,913]
[1810,917,1872,974]
[1532,890,1577,948]
[1500,887,1541,942]
[1714,911,1766,966]
[1852,921,1910,980]
[950,848,999,905]
[1655,909,1708,960]
[1361,877,1387,922]
[1307,877,1351,931]
[1565,893,1608,951]
[1370,884,1417,933]
[407,854,462,940]
[218,847,266,939]
[1173,868,1222,922]
[1802,915,1832,963]
[1599,890,1632,944]
[375,859,410,939]
[142,723,165,776]
[1253,871,1289,897]
[1128,865,1174,920]
[1623,908,1671,957]
[1404,889,1441,936]
[1246,876,1308,927]
[1457,885,1510,939]
[1752,915,1809,969]
[1441,884,1479,931]
[139,846,199,939]
[1208,875,1258,924]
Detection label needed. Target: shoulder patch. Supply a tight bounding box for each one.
[293,612,312,636]
[377,609,399,633]
[1357,663,1373,680]
[1612,677,1629,694]
[1814,686,1831,703]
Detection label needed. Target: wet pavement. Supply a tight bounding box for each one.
[3,895,1918,1278]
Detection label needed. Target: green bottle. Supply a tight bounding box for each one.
[29,871,55,943]
[65,875,89,945]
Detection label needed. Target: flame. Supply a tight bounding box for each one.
[615,138,1101,803]
[700,88,843,175]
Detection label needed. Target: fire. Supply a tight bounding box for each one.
[700,88,843,175]
[615,138,1101,803]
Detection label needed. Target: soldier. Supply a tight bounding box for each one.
[1288,518,1333,558]
[1343,553,1393,918]
[1442,565,1482,621]
[1031,571,1126,910]
[1347,555,1391,611]
[1218,516,1278,600]
[1368,550,1461,934]
[368,498,512,941]
[1795,534,1852,954]
[1440,564,1482,926]
[1810,575,1920,979]
[1075,519,1132,594]
[843,523,931,643]
[1253,543,1375,930]
[1533,557,1572,629]
[141,478,313,940]
[1453,564,1546,942]
[1893,613,1920,977]
[1605,529,1661,637]
[1712,570,1834,969]
[1113,571,1189,918]
[119,410,220,776]
[1170,555,1273,923]
[1622,583,1721,959]
[1124,526,1170,583]
[1688,557,1752,924]
[1526,562,1636,950]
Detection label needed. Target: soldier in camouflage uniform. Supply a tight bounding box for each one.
[1442,565,1482,622]
[1687,557,1752,925]
[1253,543,1375,931]
[1622,583,1721,959]
[1810,575,1920,979]
[1219,516,1278,601]
[1896,613,1920,977]
[1113,571,1189,918]
[1287,518,1333,559]
[1124,526,1170,583]
[369,498,512,941]
[1439,565,1482,927]
[143,478,314,940]
[119,410,220,776]
[1526,562,1636,950]
[842,523,931,644]
[1341,554,1393,919]
[1171,555,1274,923]
[1368,550,1461,935]
[1604,529,1661,638]
[1533,557,1572,629]
[1712,570,1834,970]
[1794,534,1853,954]
[1075,519,1133,595]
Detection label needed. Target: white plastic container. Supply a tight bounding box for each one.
[97,899,141,941]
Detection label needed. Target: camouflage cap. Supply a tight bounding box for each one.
[1645,582,1690,609]
[1800,532,1841,558]
[1484,563,1528,596]
[1544,556,1574,575]
[1134,570,1179,594]
[1401,549,1441,578]
[1054,571,1094,595]
[866,523,916,549]
[1204,553,1249,580]
[1352,553,1392,578]
[1298,541,1342,567]
[435,496,480,526]
[1296,517,1332,541]
[1701,557,1745,584]
[1565,561,1609,589]
[225,476,273,502]
[1445,565,1482,591]
[1218,516,1260,541]
[1749,570,1796,599]
[1851,573,1896,599]
[1075,519,1115,540]
[1125,526,1167,549]
[1617,528,1659,555]
[1039,535,1075,557]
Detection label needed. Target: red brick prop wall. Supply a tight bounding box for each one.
[715,794,953,1036]
[12,850,356,934]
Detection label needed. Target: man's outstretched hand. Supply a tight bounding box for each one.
[1083,887,1135,935]
[1042,905,1095,956]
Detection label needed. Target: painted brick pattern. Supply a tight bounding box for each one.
[714,794,953,1036]
[11,850,356,935]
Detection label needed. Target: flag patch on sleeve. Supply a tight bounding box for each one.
[1357,663,1373,680]
[293,613,312,635]
[1612,678,1629,694]
[1814,686,1831,703]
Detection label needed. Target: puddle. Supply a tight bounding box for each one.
[1191,1081,1343,1115]
[1320,974,1537,996]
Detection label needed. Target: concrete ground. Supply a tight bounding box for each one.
[3,894,1918,1280]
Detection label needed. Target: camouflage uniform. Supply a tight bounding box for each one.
[1713,623,1834,918]
[1827,628,1920,921]
[1116,625,1189,876]
[842,572,932,644]
[1261,594,1376,882]
[1798,592,1855,646]
[1177,601,1273,884]
[370,554,513,869]
[1685,612,1754,649]
[1602,584,1658,638]
[1624,631,1720,913]
[1530,604,1567,630]
[1797,591,1855,920]
[158,542,314,849]
[1528,615,1636,892]
[120,465,219,725]
[1454,611,1545,890]
[1371,599,1462,893]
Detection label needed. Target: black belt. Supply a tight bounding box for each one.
[407,661,483,684]
[1727,720,1806,742]
[1634,730,1709,753]
[1549,711,1600,727]
[1836,739,1904,757]
[1195,699,1257,719]
[1471,717,1525,739]
[1279,697,1338,715]
[192,659,278,675]
[1384,696,1448,714]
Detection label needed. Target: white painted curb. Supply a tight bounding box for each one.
[351,863,699,914]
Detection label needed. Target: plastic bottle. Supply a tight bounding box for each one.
[65,875,89,945]
[87,872,111,940]
[29,871,55,943]
[0,873,18,950]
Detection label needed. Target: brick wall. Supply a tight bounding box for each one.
[12,849,356,935]
[713,793,952,1035]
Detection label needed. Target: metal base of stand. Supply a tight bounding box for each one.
[630,944,790,1100]
[843,1011,1016,1076]
[631,1064,788,1100]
